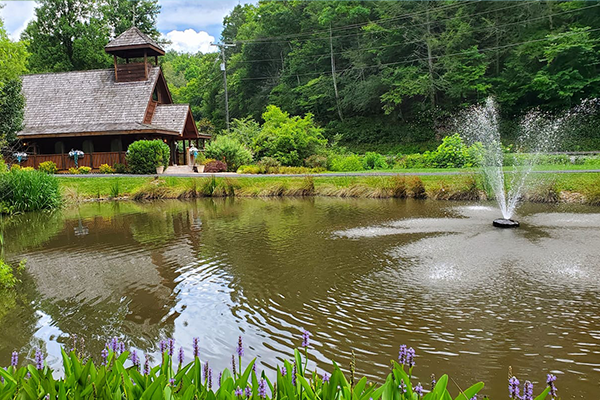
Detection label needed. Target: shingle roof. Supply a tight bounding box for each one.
[151,104,190,135]
[105,26,164,52]
[18,66,178,137]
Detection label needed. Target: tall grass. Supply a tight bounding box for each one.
[0,169,61,213]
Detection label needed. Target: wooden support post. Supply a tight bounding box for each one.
[155,55,158,65]
[113,55,119,82]
[144,50,148,80]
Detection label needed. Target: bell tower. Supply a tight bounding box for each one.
[104,27,165,83]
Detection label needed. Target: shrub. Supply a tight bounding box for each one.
[113,163,127,173]
[304,154,328,169]
[126,140,170,174]
[389,175,407,198]
[237,165,263,174]
[78,166,92,174]
[99,164,115,174]
[275,166,325,174]
[22,167,34,171]
[329,154,364,172]
[205,135,253,172]
[38,161,57,174]
[0,169,61,213]
[0,259,18,289]
[362,152,389,170]
[0,157,6,174]
[204,160,227,173]
[257,156,281,169]
[253,105,327,166]
[10,164,20,171]
[396,154,427,169]
[68,167,79,174]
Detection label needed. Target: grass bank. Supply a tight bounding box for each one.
[57,173,600,205]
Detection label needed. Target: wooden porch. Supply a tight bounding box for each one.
[20,152,127,171]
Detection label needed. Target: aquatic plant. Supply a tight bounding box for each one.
[0,330,560,400]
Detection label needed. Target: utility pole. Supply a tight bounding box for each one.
[330,24,343,122]
[211,42,236,131]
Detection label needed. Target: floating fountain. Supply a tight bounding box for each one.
[459,97,568,228]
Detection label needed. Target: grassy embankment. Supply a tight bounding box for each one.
[58,172,600,205]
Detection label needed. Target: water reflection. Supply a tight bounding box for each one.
[1,198,600,398]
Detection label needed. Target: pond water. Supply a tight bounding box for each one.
[2,198,600,398]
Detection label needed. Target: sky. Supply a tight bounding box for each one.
[0,0,252,53]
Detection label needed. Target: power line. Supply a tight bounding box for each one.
[235,0,540,46]
[233,3,600,65]
[238,26,600,81]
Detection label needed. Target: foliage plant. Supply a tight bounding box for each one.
[0,169,61,214]
[304,155,328,170]
[362,153,389,170]
[0,331,560,400]
[78,166,92,174]
[253,106,327,167]
[99,164,115,174]
[205,136,253,172]
[204,160,228,173]
[329,154,364,172]
[68,167,79,175]
[38,161,58,174]
[113,163,127,174]
[126,140,170,175]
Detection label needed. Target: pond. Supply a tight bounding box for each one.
[2,198,600,398]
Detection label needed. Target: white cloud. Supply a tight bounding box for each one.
[157,0,245,34]
[163,28,215,54]
[0,1,36,40]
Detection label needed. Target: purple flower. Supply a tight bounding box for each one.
[193,337,199,358]
[252,361,256,375]
[292,362,297,386]
[470,396,477,400]
[509,376,520,399]
[0,377,3,384]
[522,381,533,400]
[280,366,287,377]
[406,347,415,368]
[398,381,406,394]
[204,361,209,383]
[208,368,213,389]
[232,355,237,373]
[237,336,244,357]
[322,372,330,383]
[101,348,108,366]
[431,374,436,390]
[235,386,243,396]
[144,354,150,375]
[168,338,175,357]
[130,350,140,368]
[178,347,184,365]
[414,383,423,397]
[159,340,166,354]
[258,378,267,398]
[245,386,252,398]
[35,349,44,370]
[169,378,175,386]
[398,345,407,364]
[11,351,18,367]
[547,374,558,399]
[118,341,125,355]
[301,329,310,348]
[110,337,119,352]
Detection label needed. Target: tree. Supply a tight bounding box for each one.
[22,0,160,73]
[0,14,28,146]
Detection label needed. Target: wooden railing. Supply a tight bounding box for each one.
[115,62,151,82]
[20,152,126,171]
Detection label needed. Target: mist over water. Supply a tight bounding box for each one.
[458,97,575,219]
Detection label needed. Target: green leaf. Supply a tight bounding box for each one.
[533,386,551,400]
[453,382,484,400]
